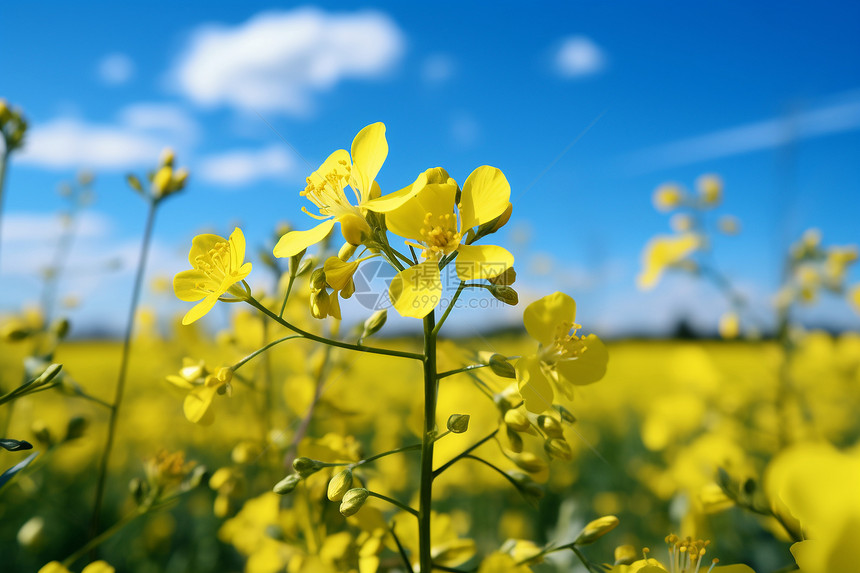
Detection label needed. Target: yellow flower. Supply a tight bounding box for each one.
[850,284,860,314]
[516,292,608,413]
[174,228,252,325]
[765,442,860,573]
[38,562,115,573]
[273,122,389,257]
[385,165,515,318]
[637,234,700,290]
[718,311,740,339]
[653,183,684,212]
[696,174,722,206]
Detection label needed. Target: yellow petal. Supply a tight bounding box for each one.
[184,385,218,424]
[323,257,360,291]
[38,563,71,573]
[523,292,576,346]
[363,181,418,213]
[516,356,554,414]
[308,148,351,190]
[636,234,699,290]
[460,166,511,231]
[455,244,514,281]
[273,220,335,258]
[188,234,226,266]
[850,284,860,315]
[182,294,219,326]
[386,178,458,242]
[350,122,387,202]
[173,269,209,302]
[227,227,246,271]
[556,334,608,385]
[712,566,756,573]
[389,261,443,318]
[82,561,116,573]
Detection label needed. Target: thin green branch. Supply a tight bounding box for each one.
[247,296,423,361]
[232,335,304,371]
[437,363,489,380]
[432,282,465,337]
[432,429,499,479]
[90,199,158,543]
[367,491,418,517]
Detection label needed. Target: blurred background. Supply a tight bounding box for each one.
[2,0,859,337]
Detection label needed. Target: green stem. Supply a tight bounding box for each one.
[0,150,9,272]
[432,429,499,479]
[418,311,438,573]
[69,508,142,567]
[232,335,304,371]
[570,546,604,573]
[388,523,413,571]
[437,363,489,380]
[247,296,423,361]
[432,282,465,337]
[278,271,297,318]
[90,199,158,545]
[461,455,522,490]
[366,491,418,517]
[354,443,422,467]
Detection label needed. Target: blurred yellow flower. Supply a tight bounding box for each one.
[696,174,722,206]
[637,234,699,290]
[653,183,684,212]
[273,122,388,256]
[718,311,740,339]
[516,292,608,413]
[174,228,252,325]
[765,442,860,573]
[386,166,514,318]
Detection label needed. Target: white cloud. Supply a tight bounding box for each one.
[97,53,134,85]
[169,8,405,115]
[18,104,199,171]
[554,36,606,78]
[421,54,454,85]
[18,118,164,170]
[118,102,199,144]
[628,92,860,171]
[197,145,294,187]
[1,211,112,244]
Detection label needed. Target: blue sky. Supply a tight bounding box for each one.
[2,0,859,336]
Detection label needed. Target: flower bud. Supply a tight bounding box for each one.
[339,488,369,516]
[489,285,518,306]
[544,438,573,461]
[575,515,619,545]
[17,516,45,548]
[327,468,353,501]
[489,354,516,378]
[696,174,722,206]
[339,213,370,246]
[489,267,517,287]
[338,242,357,261]
[64,416,87,441]
[361,309,387,340]
[51,318,71,340]
[510,452,547,474]
[614,544,638,565]
[292,457,325,478]
[152,166,173,198]
[273,474,301,494]
[160,147,175,167]
[505,426,524,453]
[554,405,577,425]
[537,415,564,439]
[311,268,327,290]
[310,289,330,319]
[446,414,470,434]
[504,408,530,432]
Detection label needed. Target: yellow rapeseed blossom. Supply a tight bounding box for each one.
[653,183,684,211]
[273,122,389,256]
[637,234,700,290]
[38,561,115,573]
[385,166,514,318]
[718,312,740,339]
[765,442,860,573]
[516,292,608,413]
[174,228,253,325]
[696,174,722,206]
